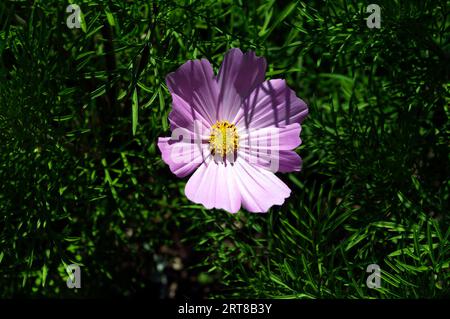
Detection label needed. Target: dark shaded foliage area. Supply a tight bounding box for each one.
[0,0,448,298]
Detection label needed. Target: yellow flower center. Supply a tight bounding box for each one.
[209,120,239,157]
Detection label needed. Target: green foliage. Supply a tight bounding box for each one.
[0,0,448,298]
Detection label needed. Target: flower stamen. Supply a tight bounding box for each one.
[209,120,239,158]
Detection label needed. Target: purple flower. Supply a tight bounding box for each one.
[158,48,308,213]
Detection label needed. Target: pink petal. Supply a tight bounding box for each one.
[238,123,302,173]
[233,158,291,212]
[185,157,291,213]
[157,135,209,178]
[185,159,241,213]
[168,93,207,132]
[166,58,219,126]
[277,151,303,173]
[217,48,267,122]
[235,79,308,128]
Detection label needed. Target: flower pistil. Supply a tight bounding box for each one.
[209,120,239,157]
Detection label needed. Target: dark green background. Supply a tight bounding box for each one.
[0,0,448,298]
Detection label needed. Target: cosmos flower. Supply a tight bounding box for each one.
[158,48,308,213]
